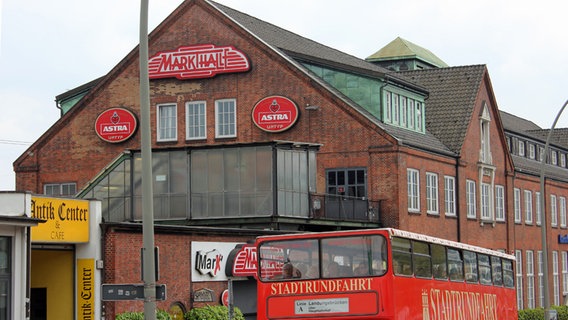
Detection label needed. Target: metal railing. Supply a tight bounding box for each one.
[309,193,380,223]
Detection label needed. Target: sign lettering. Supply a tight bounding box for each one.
[425,288,498,320]
[251,96,299,133]
[148,44,250,80]
[77,259,95,320]
[95,108,138,143]
[31,197,90,243]
[195,249,223,277]
[270,278,372,295]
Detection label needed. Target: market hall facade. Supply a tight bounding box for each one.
[12,0,568,317]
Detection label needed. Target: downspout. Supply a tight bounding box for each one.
[455,156,462,242]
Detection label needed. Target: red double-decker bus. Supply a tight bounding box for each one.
[253,228,517,319]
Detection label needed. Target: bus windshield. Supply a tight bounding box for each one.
[258,235,387,281]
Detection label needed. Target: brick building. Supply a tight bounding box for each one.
[13,0,568,317]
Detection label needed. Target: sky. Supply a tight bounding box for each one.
[0,0,567,191]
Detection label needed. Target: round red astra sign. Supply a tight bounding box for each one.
[95,107,138,143]
[251,96,299,133]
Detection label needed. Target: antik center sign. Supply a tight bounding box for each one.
[31,196,90,243]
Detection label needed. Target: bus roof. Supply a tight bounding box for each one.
[256,228,515,261]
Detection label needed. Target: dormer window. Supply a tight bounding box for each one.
[479,103,492,164]
[518,141,525,157]
[529,144,536,160]
[552,150,558,165]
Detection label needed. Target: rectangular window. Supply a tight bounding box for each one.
[400,96,407,127]
[529,144,536,159]
[407,169,420,212]
[552,150,558,165]
[157,103,177,141]
[514,188,522,223]
[553,251,560,305]
[481,183,491,220]
[392,93,399,124]
[44,183,77,196]
[552,195,558,227]
[426,172,438,214]
[538,251,544,307]
[415,102,423,132]
[518,140,525,157]
[186,101,206,140]
[0,237,11,320]
[563,252,568,295]
[516,250,524,309]
[444,176,456,216]
[561,153,566,168]
[407,99,415,129]
[560,197,567,228]
[495,185,505,221]
[536,192,542,226]
[524,190,533,224]
[215,99,236,138]
[466,180,476,218]
[384,91,391,122]
[527,250,535,309]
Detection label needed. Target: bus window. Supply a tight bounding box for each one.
[447,248,464,281]
[321,235,386,278]
[258,239,318,281]
[392,237,412,276]
[491,256,503,286]
[431,244,447,280]
[478,254,492,285]
[412,241,432,278]
[464,251,478,283]
[502,259,515,288]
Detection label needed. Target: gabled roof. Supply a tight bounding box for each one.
[499,110,542,133]
[366,37,448,68]
[399,65,486,154]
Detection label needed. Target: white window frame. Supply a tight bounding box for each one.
[384,91,392,122]
[426,172,439,214]
[215,99,237,138]
[552,150,558,165]
[518,140,525,157]
[495,185,505,221]
[552,195,558,227]
[527,250,535,309]
[481,183,491,220]
[561,153,567,168]
[44,183,77,196]
[157,103,177,142]
[392,93,399,124]
[529,144,536,159]
[536,192,542,226]
[444,176,456,216]
[524,190,533,224]
[560,197,567,228]
[466,180,476,219]
[516,250,524,309]
[407,99,415,129]
[400,96,407,127]
[553,251,560,305]
[514,188,522,223]
[186,101,207,140]
[563,252,568,295]
[538,251,544,307]
[407,169,420,212]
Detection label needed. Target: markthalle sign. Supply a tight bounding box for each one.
[148,44,250,80]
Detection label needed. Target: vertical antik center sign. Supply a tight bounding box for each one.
[148,44,250,80]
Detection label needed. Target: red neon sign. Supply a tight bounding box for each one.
[95,108,138,143]
[148,44,250,80]
[251,96,299,133]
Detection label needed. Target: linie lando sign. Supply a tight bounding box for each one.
[252,96,299,133]
[148,44,250,80]
[95,108,138,143]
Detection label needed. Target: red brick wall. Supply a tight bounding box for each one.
[103,226,258,318]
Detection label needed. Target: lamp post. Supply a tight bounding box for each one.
[540,99,568,320]
[139,0,157,319]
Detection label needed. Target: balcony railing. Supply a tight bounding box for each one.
[308,193,380,223]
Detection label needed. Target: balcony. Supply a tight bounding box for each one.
[309,193,380,223]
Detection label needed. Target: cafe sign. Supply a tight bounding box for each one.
[148,44,250,80]
[31,196,90,243]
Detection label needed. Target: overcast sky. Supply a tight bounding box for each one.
[1,0,567,191]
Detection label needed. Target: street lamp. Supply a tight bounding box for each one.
[540,99,568,320]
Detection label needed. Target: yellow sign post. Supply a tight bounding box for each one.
[30,196,90,243]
